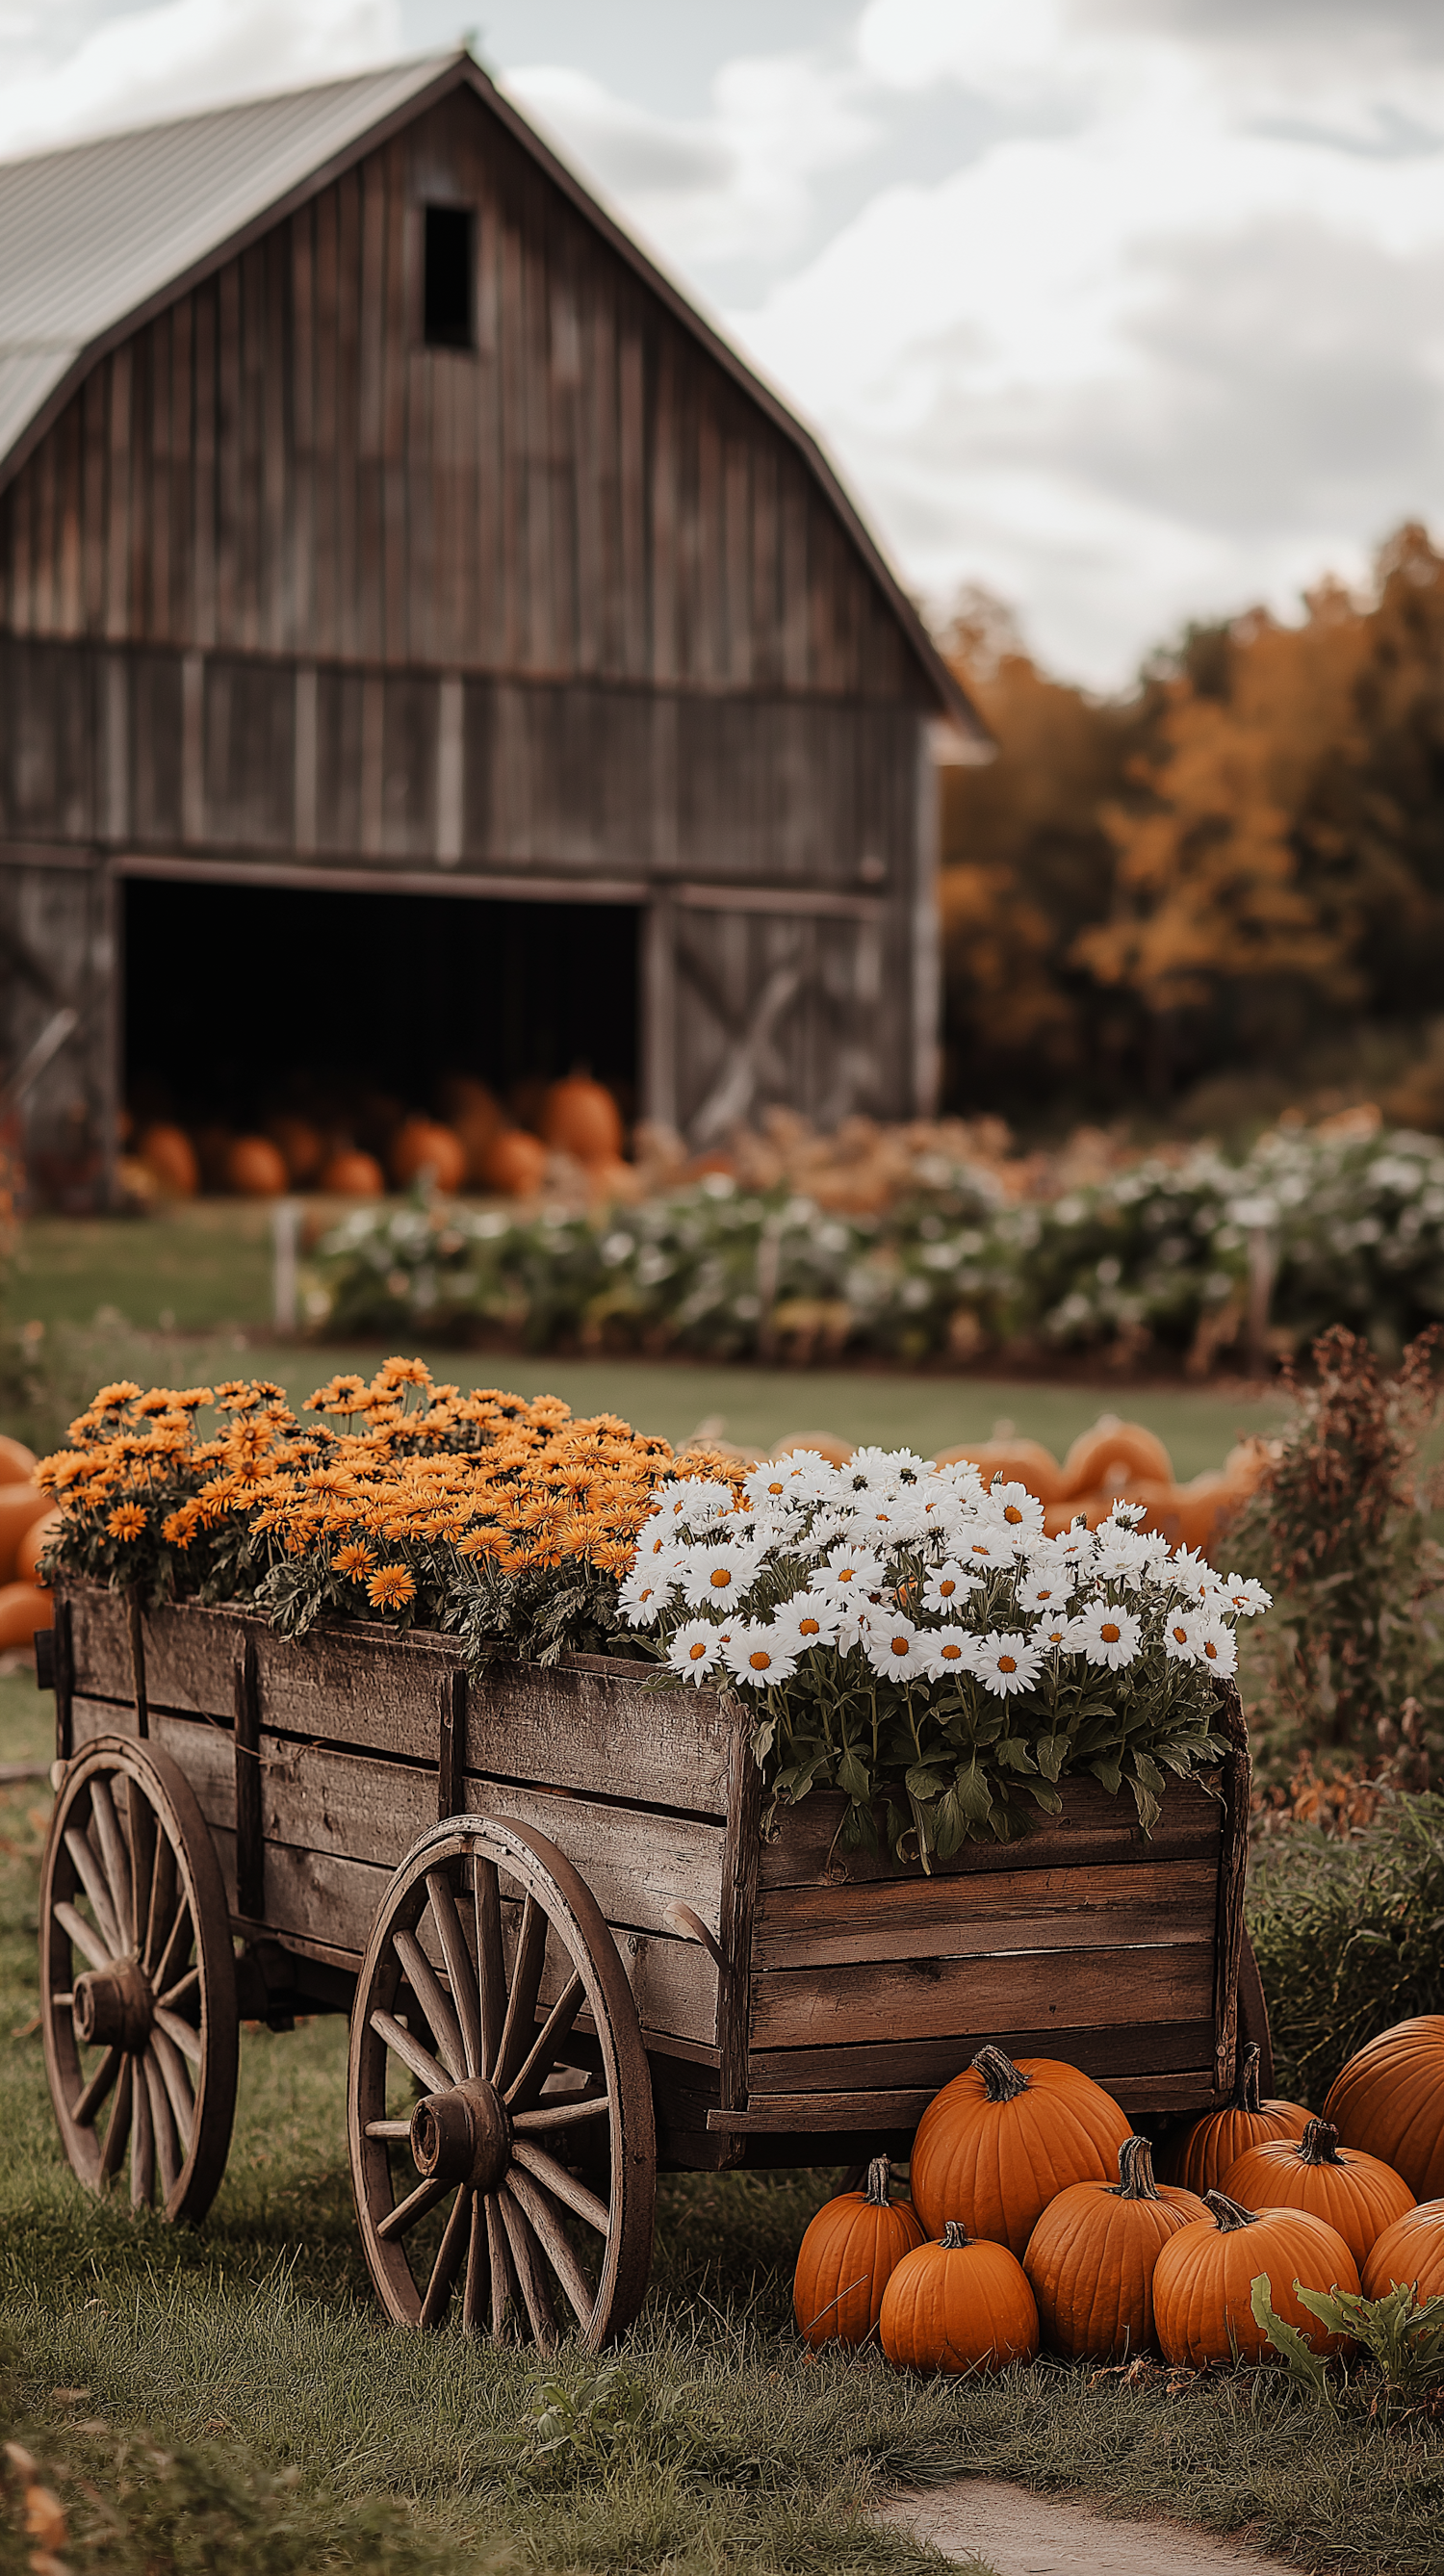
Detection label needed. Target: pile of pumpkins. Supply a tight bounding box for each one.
[0,1433,57,1654]
[130,1073,629,1205]
[793,2020,1444,2375]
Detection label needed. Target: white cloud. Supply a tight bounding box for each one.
[0,0,401,159]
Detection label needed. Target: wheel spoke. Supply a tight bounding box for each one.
[511,2088,610,2135]
[63,1832,121,1957]
[505,1972,584,2115]
[150,1893,193,2003]
[100,2056,134,2185]
[462,2192,489,2337]
[505,2163,596,2331]
[156,1964,199,2014]
[150,2028,195,2151]
[131,2058,154,2208]
[142,1833,176,1976]
[364,2118,412,2141]
[55,1897,112,1974]
[499,2185,558,2351]
[153,2006,201,2067]
[426,1871,481,2078]
[474,1857,504,2079]
[511,2138,609,2234]
[375,2174,450,2243]
[419,2183,472,2330]
[394,1930,465,2084]
[485,2190,512,2341]
[90,1779,135,1951]
[370,2008,449,2096]
[145,2050,181,2199]
[71,2046,121,2130]
[493,1893,547,2092]
[124,1777,158,1957]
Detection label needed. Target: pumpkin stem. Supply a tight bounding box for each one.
[1230,2042,1262,2115]
[864,2157,893,2206]
[971,2044,1028,2102]
[1114,2135,1162,2201]
[941,2221,971,2249]
[1204,2188,1260,2232]
[1298,2119,1345,2167]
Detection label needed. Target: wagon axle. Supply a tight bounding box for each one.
[411,2076,512,2195]
[72,1956,152,2053]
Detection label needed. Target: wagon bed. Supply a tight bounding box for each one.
[39,1578,1254,2348]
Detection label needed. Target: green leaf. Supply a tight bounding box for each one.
[1089,1754,1122,1794]
[904,1763,949,1803]
[837,1748,871,1802]
[1033,1732,1071,1783]
[952,1761,993,1824]
[1249,2276,1333,2401]
[995,1737,1038,1774]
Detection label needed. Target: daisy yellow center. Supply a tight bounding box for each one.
[938,1579,957,1596]
[709,1567,732,1587]
[1003,1505,1023,1525]
[799,1617,821,1636]
[939,1641,963,1661]
[1171,1624,1187,1642]
[748,1649,772,1670]
[836,1567,856,1583]
[1203,1638,1219,1659]
[998,1653,1018,1673]
[890,1634,909,1654]
[1101,1621,1121,1643]
[687,1640,708,1661]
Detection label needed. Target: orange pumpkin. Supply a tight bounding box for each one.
[16,1507,61,1587]
[268,1115,324,1184]
[1157,2045,1311,2195]
[480,1129,549,1198]
[320,1148,385,1198]
[1152,2189,1359,2368]
[0,1483,45,1584]
[792,2156,926,2349]
[390,1118,466,1193]
[1221,2118,1414,2269]
[1325,2017,1444,2201]
[0,1578,53,1652]
[137,1121,198,1198]
[1362,2198,1444,2302]
[541,1075,623,1166]
[225,1135,289,1198]
[880,2222,1039,2373]
[1061,1419,1174,1498]
[911,2045,1132,2256]
[931,1440,1070,1507]
[1022,2134,1207,2361]
[0,1434,36,1484]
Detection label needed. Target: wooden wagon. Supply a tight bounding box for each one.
[37,1579,1263,2350]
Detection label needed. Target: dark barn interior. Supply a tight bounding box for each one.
[122,876,639,1145]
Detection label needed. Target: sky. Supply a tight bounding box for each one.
[3,3,1444,686]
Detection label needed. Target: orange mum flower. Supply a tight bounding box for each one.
[367,1563,416,1610]
[106,1503,147,1540]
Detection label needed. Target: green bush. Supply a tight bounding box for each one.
[1247,1790,1444,2101]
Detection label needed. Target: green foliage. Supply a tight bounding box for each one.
[1250,2275,1444,2419]
[1247,1790,1444,2099]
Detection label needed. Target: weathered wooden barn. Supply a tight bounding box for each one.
[0,49,985,1203]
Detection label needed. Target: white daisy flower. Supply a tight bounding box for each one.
[633,1520,684,1572]
[617,1565,671,1627]
[722,1620,801,1687]
[812,1543,888,1607]
[987,1481,1046,1539]
[666,1618,727,1682]
[931,1458,986,1501]
[791,1594,843,1650]
[668,1478,735,1529]
[1046,1523,1097,1571]
[864,1611,929,1682]
[1161,1610,1205,1664]
[959,1526,1024,1570]
[923,1561,979,1613]
[1195,1618,1238,1678]
[1069,1603,1143,1668]
[1033,1617,1073,1652]
[1221,1573,1272,1617]
[1019,1570,1075,1614]
[743,1461,812,1513]
[973,1633,1044,1697]
[923,1628,978,1681]
[677,1538,763,1610]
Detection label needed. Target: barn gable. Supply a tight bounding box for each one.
[0,54,985,1203]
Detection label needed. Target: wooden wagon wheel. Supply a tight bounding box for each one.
[39,1734,239,2223]
[348,1814,656,2354]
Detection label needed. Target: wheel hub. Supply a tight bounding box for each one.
[72,1955,153,2051]
[410,2075,512,2193]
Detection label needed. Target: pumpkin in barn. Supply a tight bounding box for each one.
[1151,2190,1359,2368]
[792,2156,926,2348]
[319,1148,384,1198]
[16,1507,61,1587]
[1324,2017,1444,2202]
[0,1579,52,1651]
[879,2222,1040,2373]
[390,1118,466,1193]
[910,2045,1132,2256]
[1022,2134,1207,2360]
[1157,2045,1310,2195]
[1362,2199,1444,2302]
[225,1135,289,1198]
[480,1129,549,1198]
[137,1121,198,1198]
[0,1434,37,1484]
[1221,2118,1413,2269]
[541,1074,624,1166]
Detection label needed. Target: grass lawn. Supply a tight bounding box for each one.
[4,1666,1443,2574]
[10,1206,1283,1473]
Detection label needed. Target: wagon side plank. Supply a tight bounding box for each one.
[758,1776,1223,1886]
[746,2019,1219,2099]
[752,1859,1219,1970]
[750,1944,1216,2051]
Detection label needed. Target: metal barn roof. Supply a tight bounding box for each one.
[0,53,984,737]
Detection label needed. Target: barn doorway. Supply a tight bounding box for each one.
[121,874,639,1167]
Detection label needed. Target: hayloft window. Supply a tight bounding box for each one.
[423,204,474,348]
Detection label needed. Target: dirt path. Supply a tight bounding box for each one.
[879,2479,1302,2574]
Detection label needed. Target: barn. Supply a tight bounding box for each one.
[0,48,985,1206]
